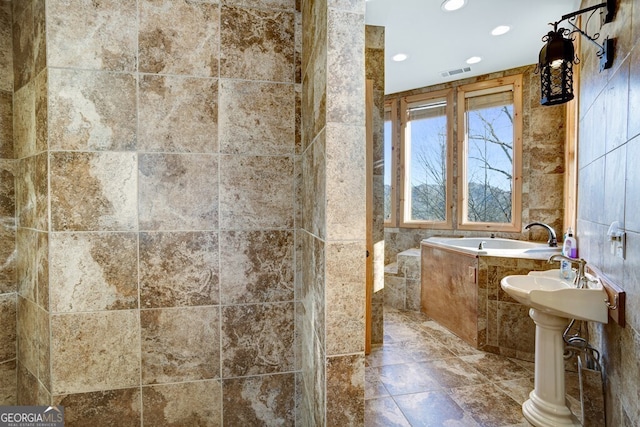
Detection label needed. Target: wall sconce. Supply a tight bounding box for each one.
[538,0,616,106]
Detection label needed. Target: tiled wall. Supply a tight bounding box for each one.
[9,0,304,423]
[383,65,567,265]
[300,0,367,425]
[0,0,16,406]
[577,0,640,425]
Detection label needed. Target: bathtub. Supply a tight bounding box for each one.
[422,236,560,257]
[420,236,560,360]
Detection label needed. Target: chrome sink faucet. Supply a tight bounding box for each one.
[525,222,558,247]
[548,254,587,287]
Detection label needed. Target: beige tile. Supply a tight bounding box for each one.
[140,232,219,308]
[223,374,294,426]
[50,152,137,232]
[325,123,366,240]
[11,1,34,91]
[138,153,218,231]
[326,9,365,125]
[47,0,137,71]
[141,307,220,384]
[394,391,480,427]
[0,93,13,159]
[54,388,141,426]
[325,241,365,355]
[221,302,294,377]
[220,5,294,82]
[224,0,295,10]
[34,69,47,154]
[142,380,222,427]
[301,129,326,239]
[219,80,295,155]
[16,361,37,405]
[326,353,365,426]
[219,155,294,230]
[449,383,526,426]
[219,230,294,304]
[49,232,138,313]
[16,229,36,302]
[139,0,219,76]
[0,2,13,93]
[48,69,136,151]
[13,81,35,159]
[51,310,140,394]
[364,397,410,427]
[139,75,218,153]
[0,294,16,362]
[0,360,17,405]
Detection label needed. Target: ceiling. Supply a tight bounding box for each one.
[364,0,582,94]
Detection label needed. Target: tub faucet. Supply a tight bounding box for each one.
[478,241,487,250]
[548,254,587,287]
[525,222,557,247]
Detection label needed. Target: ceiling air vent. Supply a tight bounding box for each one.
[440,66,471,78]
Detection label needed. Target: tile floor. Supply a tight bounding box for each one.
[365,307,584,427]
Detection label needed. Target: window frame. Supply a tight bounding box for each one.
[456,75,523,232]
[384,99,398,227]
[399,89,454,229]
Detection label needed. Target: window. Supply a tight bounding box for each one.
[384,100,397,225]
[457,76,523,231]
[383,75,523,232]
[399,90,453,228]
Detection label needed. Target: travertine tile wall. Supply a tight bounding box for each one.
[0,0,16,406]
[577,0,640,425]
[300,0,367,425]
[7,0,368,424]
[366,25,385,345]
[383,65,567,265]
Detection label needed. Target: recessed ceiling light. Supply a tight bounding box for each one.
[441,0,466,12]
[491,25,511,36]
[466,56,482,64]
[392,53,408,62]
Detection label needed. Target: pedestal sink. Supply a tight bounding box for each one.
[501,269,608,427]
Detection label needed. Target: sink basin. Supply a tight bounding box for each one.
[501,269,608,323]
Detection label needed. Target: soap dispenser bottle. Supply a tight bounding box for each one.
[560,228,577,280]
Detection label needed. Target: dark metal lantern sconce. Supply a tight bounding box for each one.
[538,0,616,106]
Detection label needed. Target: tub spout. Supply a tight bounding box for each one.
[525,222,557,247]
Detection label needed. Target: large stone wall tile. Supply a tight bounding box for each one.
[141,306,220,385]
[0,294,16,362]
[13,81,35,159]
[49,232,138,313]
[50,152,137,232]
[47,0,137,71]
[142,380,222,427]
[0,2,13,93]
[325,123,365,240]
[139,75,218,153]
[0,360,16,405]
[220,230,293,304]
[51,310,140,394]
[0,93,13,159]
[138,153,218,231]
[48,69,136,151]
[326,241,365,355]
[16,297,45,377]
[224,0,295,10]
[11,2,34,91]
[326,9,365,125]
[221,302,294,377]
[625,135,640,233]
[219,80,295,155]
[220,5,294,82]
[16,360,37,405]
[222,373,294,426]
[326,353,365,426]
[16,229,35,302]
[139,231,219,308]
[301,129,326,238]
[219,155,293,230]
[301,48,327,149]
[54,388,141,427]
[139,0,219,76]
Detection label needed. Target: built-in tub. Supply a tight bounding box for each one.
[421,237,560,360]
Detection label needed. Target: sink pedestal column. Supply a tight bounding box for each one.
[522,308,580,427]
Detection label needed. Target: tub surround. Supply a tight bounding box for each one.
[421,237,558,360]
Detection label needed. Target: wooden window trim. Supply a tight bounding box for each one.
[384,99,398,227]
[399,89,454,229]
[456,75,523,232]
